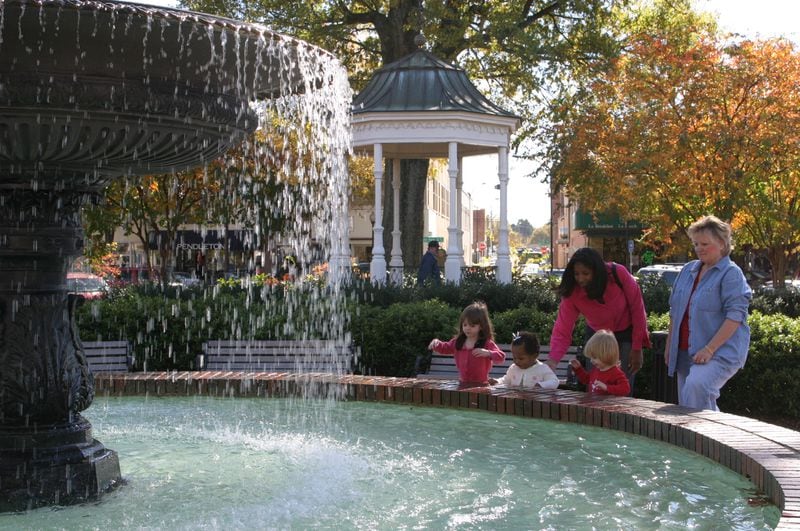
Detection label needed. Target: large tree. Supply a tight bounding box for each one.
[549,8,800,282]
[180,0,624,266]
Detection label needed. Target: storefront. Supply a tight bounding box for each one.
[148,229,255,278]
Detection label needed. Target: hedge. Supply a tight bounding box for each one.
[76,278,800,419]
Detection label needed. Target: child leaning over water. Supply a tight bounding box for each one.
[569,329,631,396]
[428,301,505,385]
[489,331,559,389]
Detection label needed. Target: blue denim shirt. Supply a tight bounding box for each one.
[667,256,752,376]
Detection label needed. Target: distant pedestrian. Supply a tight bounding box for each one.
[417,240,441,285]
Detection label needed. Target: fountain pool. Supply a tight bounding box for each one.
[0,396,780,529]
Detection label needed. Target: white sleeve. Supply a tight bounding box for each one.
[535,364,560,389]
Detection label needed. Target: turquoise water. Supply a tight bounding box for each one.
[0,397,779,530]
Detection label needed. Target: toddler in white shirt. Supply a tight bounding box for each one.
[490,331,559,389]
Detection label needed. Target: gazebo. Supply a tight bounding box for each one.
[352,46,521,284]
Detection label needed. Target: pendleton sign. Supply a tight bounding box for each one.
[148,230,251,251]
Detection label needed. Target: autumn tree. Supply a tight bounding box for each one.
[180,0,624,266]
[550,16,800,282]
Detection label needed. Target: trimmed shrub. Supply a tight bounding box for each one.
[350,299,458,377]
[637,311,800,418]
[77,277,800,420]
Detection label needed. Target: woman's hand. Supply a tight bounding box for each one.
[692,346,714,364]
[569,359,581,370]
[428,339,441,350]
[629,348,643,374]
[472,348,492,358]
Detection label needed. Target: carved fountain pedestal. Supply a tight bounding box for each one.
[0,189,122,510]
[0,0,322,509]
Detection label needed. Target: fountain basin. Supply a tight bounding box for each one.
[0,394,781,528]
[92,372,800,528]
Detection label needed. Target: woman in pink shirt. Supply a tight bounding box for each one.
[428,301,505,385]
[549,248,650,392]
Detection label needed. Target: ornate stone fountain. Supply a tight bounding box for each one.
[0,0,344,510]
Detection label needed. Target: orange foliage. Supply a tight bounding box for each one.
[552,32,800,279]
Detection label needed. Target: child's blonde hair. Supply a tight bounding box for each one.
[584,330,619,367]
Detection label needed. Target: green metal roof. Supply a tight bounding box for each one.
[352,50,518,119]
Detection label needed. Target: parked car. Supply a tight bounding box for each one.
[544,268,566,280]
[66,272,109,300]
[636,264,684,287]
[169,272,202,288]
[520,262,541,277]
[760,279,800,292]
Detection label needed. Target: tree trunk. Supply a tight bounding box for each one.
[768,245,788,286]
[382,159,429,271]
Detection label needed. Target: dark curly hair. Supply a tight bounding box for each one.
[510,331,540,356]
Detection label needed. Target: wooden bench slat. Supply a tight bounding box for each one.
[83,340,132,373]
[420,344,582,382]
[200,340,356,373]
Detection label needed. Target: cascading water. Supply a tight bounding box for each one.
[0,0,352,510]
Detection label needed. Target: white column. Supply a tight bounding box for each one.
[369,144,387,283]
[328,199,351,286]
[456,156,466,269]
[496,146,512,284]
[445,142,461,284]
[389,159,404,284]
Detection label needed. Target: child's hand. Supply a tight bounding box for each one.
[428,339,441,350]
[488,378,498,385]
[569,359,581,370]
[472,348,492,358]
[594,380,608,391]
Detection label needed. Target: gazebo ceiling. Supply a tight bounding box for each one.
[351,50,520,158]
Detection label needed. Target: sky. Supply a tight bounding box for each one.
[132,0,800,227]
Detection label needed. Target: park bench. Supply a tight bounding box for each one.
[197,339,357,373]
[83,340,133,373]
[417,344,583,384]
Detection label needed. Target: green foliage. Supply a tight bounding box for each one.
[750,287,800,318]
[350,300,459,377]
[719,311,800,416]
[638,276,672,314]
[78,278,800,419]
[635,311,800,418]
[347,275,560,315]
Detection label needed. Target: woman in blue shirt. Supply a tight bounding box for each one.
[665,215,752,411]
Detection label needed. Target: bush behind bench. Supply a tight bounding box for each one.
[76,280,800,418]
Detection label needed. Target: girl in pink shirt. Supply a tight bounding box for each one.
[428,302,505,385]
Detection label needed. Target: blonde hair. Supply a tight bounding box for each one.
[584,330,620,367]
[688,215,732,256]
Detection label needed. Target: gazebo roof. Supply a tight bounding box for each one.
[351,49,520,158]
[353,50,518,118]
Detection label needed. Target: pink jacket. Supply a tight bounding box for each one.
[550,263,650,363]
[432,338,505,384]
